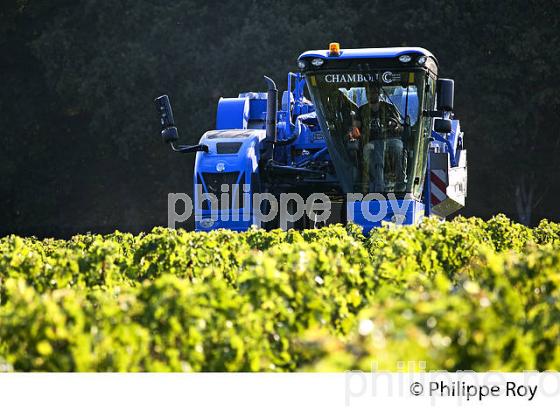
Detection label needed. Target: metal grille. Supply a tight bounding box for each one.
[201,172,243,210]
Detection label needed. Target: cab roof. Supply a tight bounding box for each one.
[298,47,435,62]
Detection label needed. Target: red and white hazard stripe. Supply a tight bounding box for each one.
[430,169,448,206]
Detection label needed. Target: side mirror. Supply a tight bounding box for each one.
[436,79,454,111]
[434,118,452,133]
[154,95,179,143]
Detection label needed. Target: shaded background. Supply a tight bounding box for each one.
[1,0,559,237]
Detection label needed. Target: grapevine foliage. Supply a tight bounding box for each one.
[0,215,559,371]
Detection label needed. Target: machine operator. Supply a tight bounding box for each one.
[346,83,406,192]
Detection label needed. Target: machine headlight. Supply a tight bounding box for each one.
[311,58,324,67]
[398,54,411,63]
[417,55,427,65]
[297,60,306,69]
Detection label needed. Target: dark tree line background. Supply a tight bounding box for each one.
[1,0,559,237]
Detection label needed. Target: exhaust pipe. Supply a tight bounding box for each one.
[263,75,277,161]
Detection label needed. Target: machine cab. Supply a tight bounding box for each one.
[298,46,438,200]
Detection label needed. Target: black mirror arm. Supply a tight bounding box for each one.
[170,143,209,154]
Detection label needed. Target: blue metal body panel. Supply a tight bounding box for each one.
[431,119,461,167]
[238,92,268,129]
[349,199,425,234]
[424,149,432,216]
[216,97,249,130]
